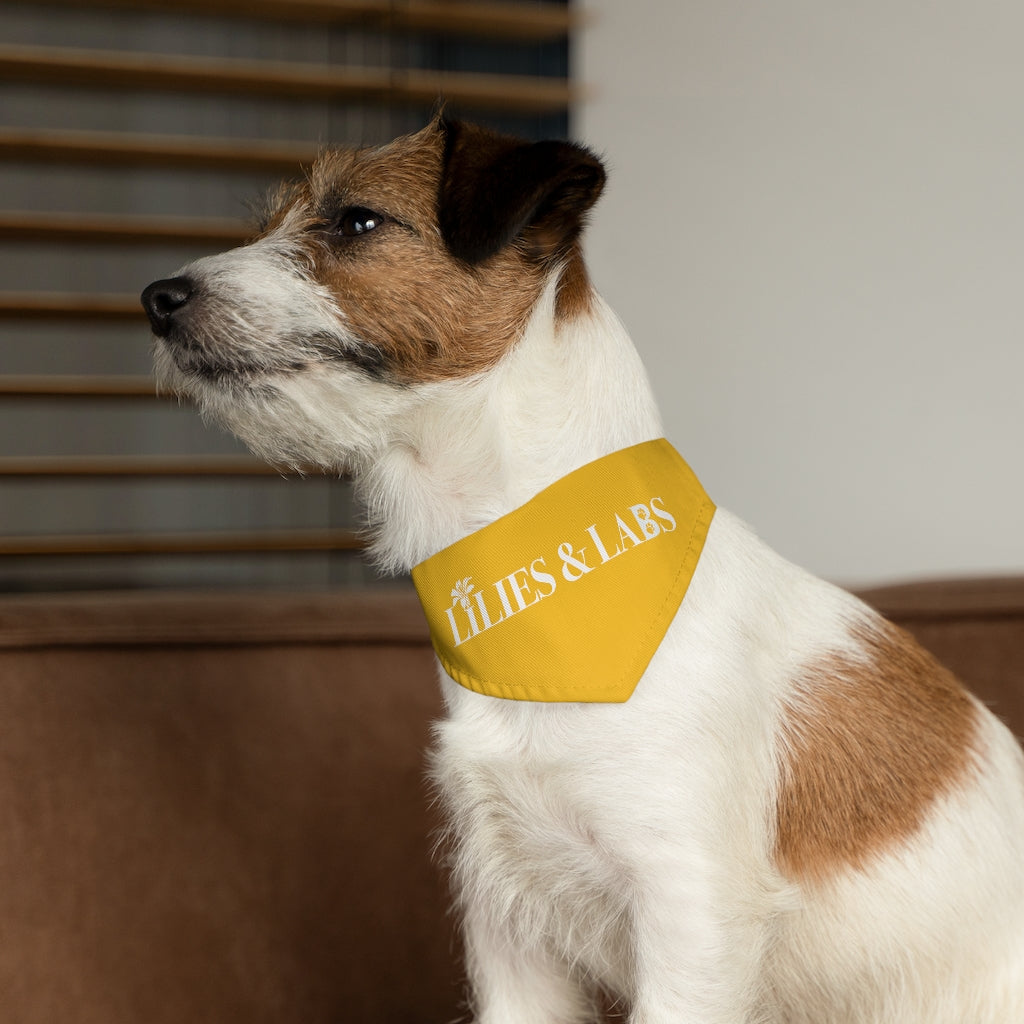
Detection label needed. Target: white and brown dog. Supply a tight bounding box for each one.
[142,118,1024,1023]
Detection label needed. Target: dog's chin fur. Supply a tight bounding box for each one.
[144,120,1024,1023]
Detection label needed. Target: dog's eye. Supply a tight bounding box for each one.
[332,207,386,238]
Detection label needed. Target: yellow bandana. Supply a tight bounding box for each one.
[410,439,715,703]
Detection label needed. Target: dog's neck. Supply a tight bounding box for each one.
[359,278,665,574]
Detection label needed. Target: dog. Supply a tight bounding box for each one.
[142,117,1024,1023]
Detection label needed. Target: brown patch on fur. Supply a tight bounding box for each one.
[554,242,595,322]
[775,618,979,884]
[262,122,568,384]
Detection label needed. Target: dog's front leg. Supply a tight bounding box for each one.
[463,900,597,1024]
[625,856,776,1024]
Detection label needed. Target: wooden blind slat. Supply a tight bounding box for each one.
[0,456,291,477]
[0,293,144,321]
[0,211,250,247]
[387,0,575,40]
[0,44,575,114]
[0,528,363,556]
[0,128,318,174]
[13,0,575,41]
[0,375,156,397]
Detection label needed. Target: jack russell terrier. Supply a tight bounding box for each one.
[142,117,1024,1023]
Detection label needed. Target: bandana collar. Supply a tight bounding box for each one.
[411,439,715,703]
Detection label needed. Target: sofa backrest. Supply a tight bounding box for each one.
[0,589,461,1024]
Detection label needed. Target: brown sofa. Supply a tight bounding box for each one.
[0,579,1021,1023]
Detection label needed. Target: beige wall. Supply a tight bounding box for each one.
[576,0,1024,585]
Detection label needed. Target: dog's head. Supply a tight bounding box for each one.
[141,118,605,471]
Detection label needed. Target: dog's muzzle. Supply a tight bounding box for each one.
[141,276,194,338]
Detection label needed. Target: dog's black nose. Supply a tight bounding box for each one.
[141,277,193,337]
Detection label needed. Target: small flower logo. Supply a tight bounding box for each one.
[451,577,475,611]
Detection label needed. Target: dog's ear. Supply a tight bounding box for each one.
[438,118,606,266]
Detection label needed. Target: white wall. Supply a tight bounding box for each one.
[576,0,1024,585]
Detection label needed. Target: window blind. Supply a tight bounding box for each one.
[0,0,574,591]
